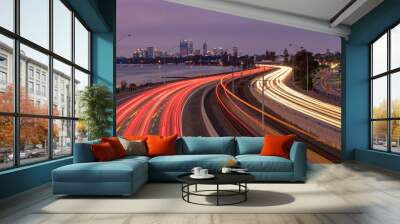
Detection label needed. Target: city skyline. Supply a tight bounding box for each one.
[128,40,244,59]
[126,40,340,59]
[117,0,341,58]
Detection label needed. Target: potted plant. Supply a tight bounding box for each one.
[79,84,113,140]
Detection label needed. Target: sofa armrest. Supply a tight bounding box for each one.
[73,140,100,163]
[289,141,307,181]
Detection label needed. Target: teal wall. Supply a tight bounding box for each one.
[0,158,72,199]
[343,0,400,170]
[91,0,116,135]
[0,0,116,200]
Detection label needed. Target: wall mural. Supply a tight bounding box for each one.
[116,0,341,163]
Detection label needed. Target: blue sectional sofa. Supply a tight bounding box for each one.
[52,137,307,196]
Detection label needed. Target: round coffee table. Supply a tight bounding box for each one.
[177,173,255,206]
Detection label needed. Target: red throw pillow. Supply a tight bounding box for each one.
[101,137,127,158]
[91,142,117,162]
[146,135,177,157]
[260,135,296,159]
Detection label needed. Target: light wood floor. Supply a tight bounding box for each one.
[1,162,400,224]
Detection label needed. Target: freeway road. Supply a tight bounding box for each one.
[116,65,340,162]
[116,68,266,136]
[252,66,341,128]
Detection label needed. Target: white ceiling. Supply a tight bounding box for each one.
[165,0,384,38]
[226,0,352,22]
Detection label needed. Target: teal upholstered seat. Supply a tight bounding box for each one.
[149,154,234,172]
[235,137,264,155]
[52,158,148,195]
[178,137,235,155]
[148,154,235,181]
[236,155,293,172]
[52,137,307,195]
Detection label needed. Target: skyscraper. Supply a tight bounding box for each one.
[233,46,238,57]
[202,42,207,56]
[212,48,218,56]
[188,40,193,55]
[146,47,154,58]
[180,40,189,57]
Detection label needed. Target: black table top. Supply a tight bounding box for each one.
[177,172,255,185]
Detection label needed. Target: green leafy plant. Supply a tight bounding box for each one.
[79,84,113,140]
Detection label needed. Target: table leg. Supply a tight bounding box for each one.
[217,184,219,206]
[245,183,247,201]
[187,184,190,202]
[195,184,198,192]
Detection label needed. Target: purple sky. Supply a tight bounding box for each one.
[117,0,341,58]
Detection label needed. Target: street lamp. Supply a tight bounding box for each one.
[117,34,133,43]
[289,44,309,91]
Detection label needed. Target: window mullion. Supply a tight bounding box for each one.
[48,0,54,160]
[388,30,391,152]
[71,10,76,155]
[13,0,20,167]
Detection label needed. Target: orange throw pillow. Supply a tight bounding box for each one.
[91,142,117,162]
[146,135,177,157]
[101,137,127,158]
[260,135,296,159]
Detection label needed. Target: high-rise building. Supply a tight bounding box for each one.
[180,40,189,57]
[154,48,162,58]
[218,47,224,56]
[132,48,146,58]
[146,47,154,58]
[188,40,193,55]
[233,46,238,57]
[212,48,218,56]
[194,49,201,56]
[202,42,207,56]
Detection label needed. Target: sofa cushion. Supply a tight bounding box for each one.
[178,137,235,155]
[118,137,147,156]
[116,155,150,163]
[101,137,127,158]
[73,139,100,163]
[260,135,296,159]
[147,135,177,157]
[236,155,293,172]
[91,142,118,162]
[149,154,235,172]
[235,137,264,155]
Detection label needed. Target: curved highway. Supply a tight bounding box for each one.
[252,65,341,128]
[116,68,266,136]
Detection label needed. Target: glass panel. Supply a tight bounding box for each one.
[372,33,387,76]
[53,59,72,117]
[53,0,72,60]
[391,72,400,118]
[74,18,89,70]
[0,116,13,170]
[20,117,49,165]
[74,69,89,118]
[53,119,72,157]
[75,120,88,143]
[0,34,14,112]
[20,0,49,49]
[391,120,400,153]
[391,24,400,70]
[372,120,388,151]
[20,44,49,115]
[0,0,14,31]
[372,76,387,119]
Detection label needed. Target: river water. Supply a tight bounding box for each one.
[116,64,238,87]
